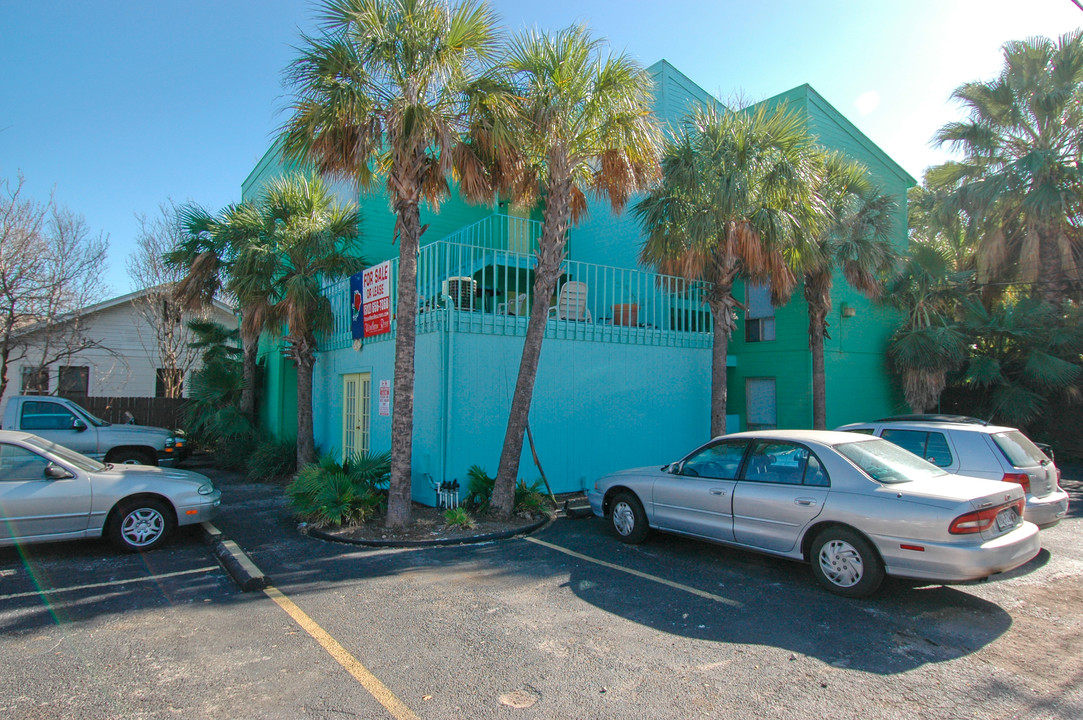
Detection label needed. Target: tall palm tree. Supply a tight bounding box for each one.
[929,30,1083,305]
[259,174,366,466]
[459,24,661,518]
[635,103,821,436]
[796,152,897,429]
[280,0,500,526]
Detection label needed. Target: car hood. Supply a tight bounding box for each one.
[890,473,1025,508]
[597,465,668,486]
[96,464,211,489]
[103,424,173,439]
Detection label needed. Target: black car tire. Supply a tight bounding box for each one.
[108,498,174,552]
[810,527,884,597]
[608,491,649,544]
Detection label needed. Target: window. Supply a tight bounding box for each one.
[880,429,954,468]
[20,366,49,395]
[745,283,775,342]
[746,378,776,431]
[743,442,809,485]
[58,366,89,398]
[19,401,78,431]
[156,368,184,398]
[0,444,51,482]
[680,440,750,479]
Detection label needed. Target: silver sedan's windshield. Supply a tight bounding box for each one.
[23,436,107,472]
[835,438,948,484]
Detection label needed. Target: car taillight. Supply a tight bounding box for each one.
[949,500,1024,535]
[1002,472,1031,494]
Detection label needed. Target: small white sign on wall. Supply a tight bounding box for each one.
[378,379,391,416]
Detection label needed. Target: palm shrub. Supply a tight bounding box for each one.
[247,436,299,482]
[463,465,549,517]
[443,507,476,529]
[287,450,392,527]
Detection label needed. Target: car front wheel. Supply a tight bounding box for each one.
[608,491,649,544]
[109,499,175,552]
[810,527,884,597]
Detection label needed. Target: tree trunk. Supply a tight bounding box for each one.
[804,271,832,430]
[240,331,259,423]
[385,202,421,529]
[492,167,573,519]
[294,337,316,467]
[710,306,730,437]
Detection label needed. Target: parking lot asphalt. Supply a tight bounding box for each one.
[2,466,1082,719]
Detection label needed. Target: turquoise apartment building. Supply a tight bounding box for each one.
[245,60,915,503]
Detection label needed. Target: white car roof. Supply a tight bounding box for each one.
[837,421,1018,434]
[715,429,875,446]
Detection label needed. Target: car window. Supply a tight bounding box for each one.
[681,440,749,479]
[991,431,1047,468]
[20,401,78,431]
[0,443,51,482]
[742,442,807,485]
[835,438,948,484]
[804,454,830,486]
[880,429,927,457]
[845,428,875,435]
[22,435,105,472]
[924,432,953,467]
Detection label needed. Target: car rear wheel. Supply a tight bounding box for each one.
[109,498,174,552]
[810,527,884,597]
[609,491,649,544]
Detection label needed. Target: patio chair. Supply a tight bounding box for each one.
[496,292,529,316]
[548,281,592,322]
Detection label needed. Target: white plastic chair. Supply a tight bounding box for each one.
[548,281,592,322]
[496,293,528,316]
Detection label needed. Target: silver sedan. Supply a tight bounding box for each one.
[587,430,1040,597]
[0,430,221,552]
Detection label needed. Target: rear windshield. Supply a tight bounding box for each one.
[991,431,1048,468]
[835,437,949,484]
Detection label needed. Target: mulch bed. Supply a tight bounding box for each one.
[310,502,550,545]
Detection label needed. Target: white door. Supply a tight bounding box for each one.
[342,373,371,461]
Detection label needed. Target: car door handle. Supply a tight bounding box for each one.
[794,497,817,506]
[709,488,728,496]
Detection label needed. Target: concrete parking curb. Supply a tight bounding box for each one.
[200,522,271,592]
[306,515,551,548]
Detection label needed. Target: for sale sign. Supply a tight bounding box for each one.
[362,260,392,337]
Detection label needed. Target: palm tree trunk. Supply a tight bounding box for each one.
[385,202,421,529]
[294,337,316,467]
[710,305,730,437]
[804,271,832,430]
[241,331,258,422]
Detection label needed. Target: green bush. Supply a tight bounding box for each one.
[463,465,550,517]
[247,436,298,481]
[286,451,391,527]
[443,507,476,529]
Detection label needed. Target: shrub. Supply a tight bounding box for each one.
[443,507,476,529]
[247,436,298,481]
[286,450,392,527]
[463,465,551,517]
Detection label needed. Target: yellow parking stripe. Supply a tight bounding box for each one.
[263,585,421,720]
[0,566,220,601]
[526,536,742,608]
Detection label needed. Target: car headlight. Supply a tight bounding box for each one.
[165,436,177,448]
[198,482,216,495]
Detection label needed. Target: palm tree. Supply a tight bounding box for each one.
[635,103,821,436]
[169,202,274,423]
[460,24,661,519]
[279,0,500,526]
[259,174,366,466]
[929,30,1083,305]
[884,238,970,413]
[796,152,897,429]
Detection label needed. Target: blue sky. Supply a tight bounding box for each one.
[2,0,1081,295]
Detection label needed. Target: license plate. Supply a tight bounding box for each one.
[995,507,1018,531]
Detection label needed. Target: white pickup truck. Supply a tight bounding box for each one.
[1,396,186,466]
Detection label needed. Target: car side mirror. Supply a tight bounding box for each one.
[44,464,74,480]
[668,461,682,474]
[72,418,88,432]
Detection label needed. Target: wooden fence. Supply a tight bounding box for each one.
[61,396,188,430]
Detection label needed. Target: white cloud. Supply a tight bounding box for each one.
[855,90,880,116]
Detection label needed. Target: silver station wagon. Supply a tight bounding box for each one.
[836,416,1069,528]
[588,430,1040,597]
[0,431,221,552]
